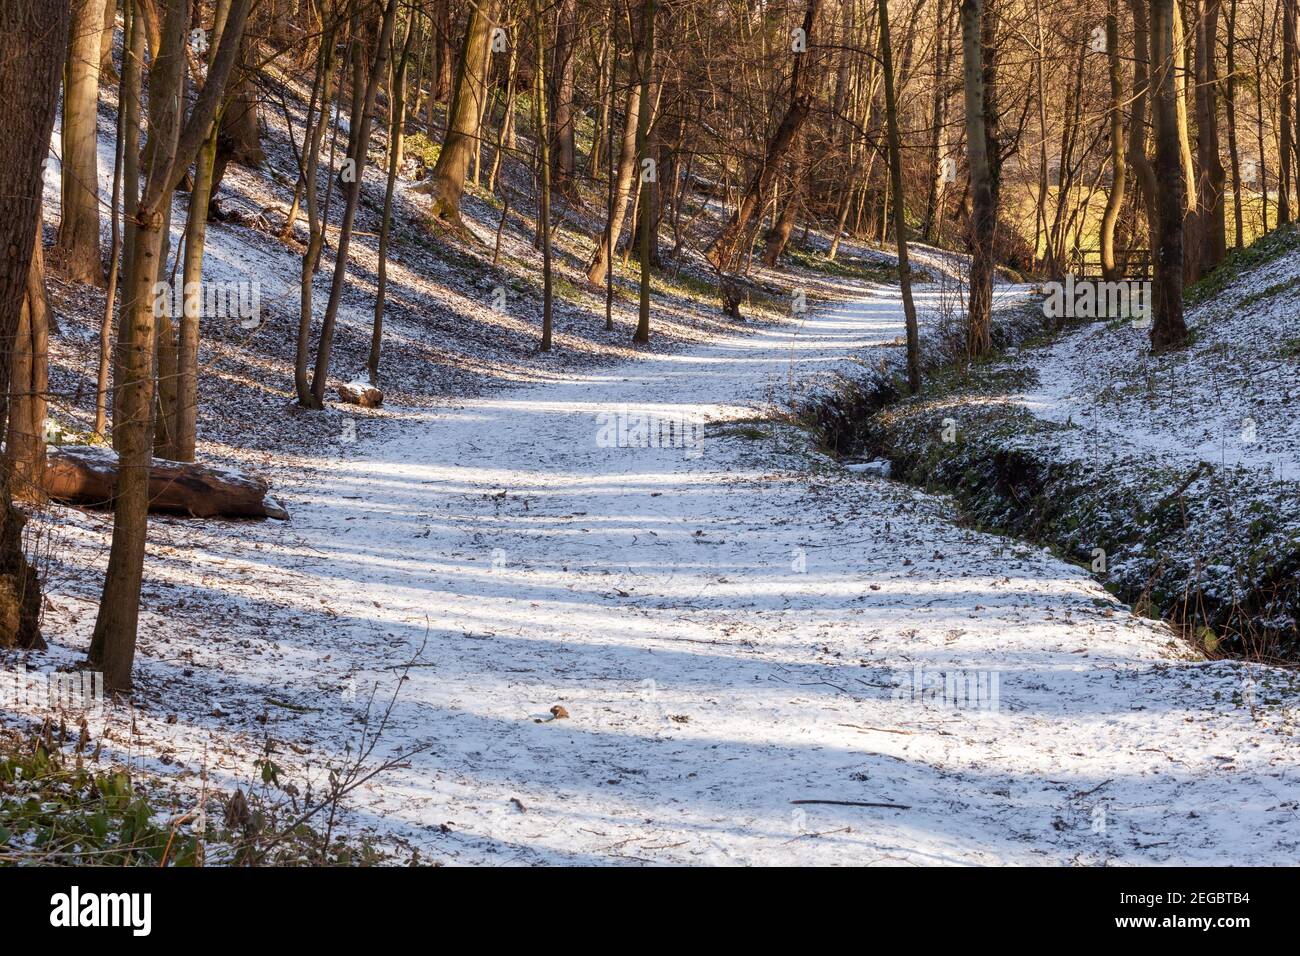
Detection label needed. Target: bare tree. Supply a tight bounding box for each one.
[429,0,497,229]
[1149,0,1188,351]
[0,0,70,649]
[88,0,253,691]
[704,0,825,273]
[56,0,111,286]
[960,0,995,358]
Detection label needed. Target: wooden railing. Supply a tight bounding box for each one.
[1068,247,1152,281]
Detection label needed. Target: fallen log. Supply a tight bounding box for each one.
[338,380,383,408]
[43,445,288,520]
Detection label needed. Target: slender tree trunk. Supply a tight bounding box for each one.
[589,31,610,175]
[587,60,642,285]
[1172,1,1202,279]
[1225,0,1243,248]
[369,12,415,383]
[1194,0,1226,274]
[1150,0,1188,351]
[960,0,995,358]
[1100,0,1127,280]
[1281,0,1295,224]
[1127,0,1158,249]
[294,22,338,406]
[878,0,920,392]
[95,0,130,440]
[158,0,233,462]
[633,0,655,344]
[56,0,110,286]
[603,0,617,327]
[923,0,952,243]
[534,0,554,351]
[487,39,517,193]
[704,0,824,272]
[308,0,399,406]
[89,0,252,690]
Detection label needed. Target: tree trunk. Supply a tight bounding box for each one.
[45,445,286,519]
[157,0,233,462]
[1150,0,1188,351]
[1224,0,1243,248]
[1194,0,1226,275]
[586,59,641,286]
[704,0,824,272]
[633,0,655,345]
[1100,0,1127,280]
[923,0,953,243]
[308,0,399,406]
[878,0,920,393]
[369,12,416,384]
[1282,0,1295,225]
[0,0,69,650]
[6,217,51,504]
[1127,0,1158,249]
[549,0,578,196]
[960,0,995,359]
[89,0,252,691]
[429,0,496,227]
[534,0,554,351]
[294,24,337,407]
[56,0,110,287]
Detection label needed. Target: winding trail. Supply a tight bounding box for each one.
[134,285,1300,864]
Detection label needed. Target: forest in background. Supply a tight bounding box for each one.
[0,0,1296,727]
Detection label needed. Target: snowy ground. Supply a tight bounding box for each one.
[1012,252,1300,480]
[30,283,1300,865]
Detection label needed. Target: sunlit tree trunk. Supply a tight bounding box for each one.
[1193,0,1226,275]
[429,0,496,227]
[308,0,399,406]
[704,0,824,272]
[56,0,110,286]
[586,55,641,286]
[89,0,252,691]
[1100,0,1127,280]
[960,0,994,358]
[1150,0,1188,351]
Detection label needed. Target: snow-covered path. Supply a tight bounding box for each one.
[113,288,1300,864]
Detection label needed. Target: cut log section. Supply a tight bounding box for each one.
[43,445,288,520]
[338,381,383,407]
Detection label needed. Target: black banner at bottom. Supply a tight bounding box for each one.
[0,865,1282,942]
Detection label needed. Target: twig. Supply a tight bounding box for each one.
[790,799,911,809]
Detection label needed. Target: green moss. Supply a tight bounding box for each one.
[1187,224,1300,306]
[1237,274,1300,310]
[404,132,441,168]
[784,244,931,284]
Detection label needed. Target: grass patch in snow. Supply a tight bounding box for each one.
[0,720,420,866]
[784,242,928,284]
[1186,224,1300,307]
